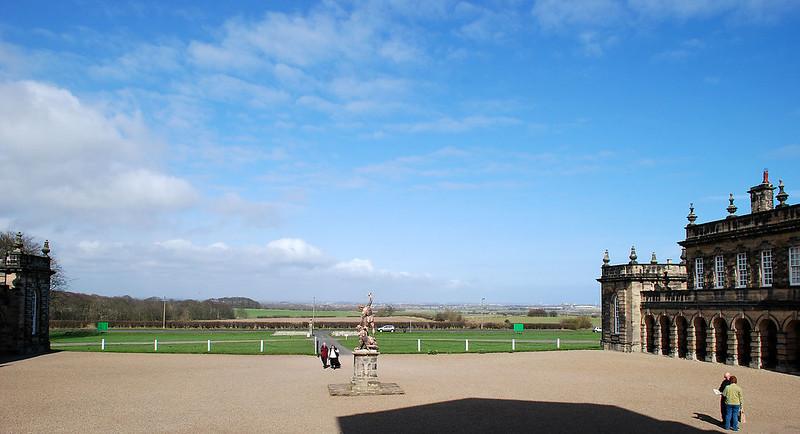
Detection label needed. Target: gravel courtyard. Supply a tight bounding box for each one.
[1,350,798,433]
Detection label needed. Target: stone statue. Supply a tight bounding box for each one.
[358,292,376,335]
[356,325,378,351]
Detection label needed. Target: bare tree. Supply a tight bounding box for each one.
[0,230,69,291]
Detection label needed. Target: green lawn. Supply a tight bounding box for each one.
[50,329,314,355]
[234,308,358,318]
[338,330,600,354]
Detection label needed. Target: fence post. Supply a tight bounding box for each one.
[557,338,560,349]
[207,339,211,352]
[101,338,105,351]
[260,339,264,353]
[465,339,469,352]
[417,339,421,352]
[512,338,515,351]
[154,339,158,352]
[314,336,318,355]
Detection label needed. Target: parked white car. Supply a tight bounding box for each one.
[377,325,395,332]
[593,327,602,333]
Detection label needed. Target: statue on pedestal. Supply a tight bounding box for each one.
[358,292,376,335]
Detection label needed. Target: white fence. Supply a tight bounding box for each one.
[52,338,313,353]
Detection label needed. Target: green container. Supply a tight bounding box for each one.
[513,323,524,333]
[97,322,109,331]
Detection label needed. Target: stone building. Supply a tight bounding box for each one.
[0,232,53,354]
[599,172,800,373]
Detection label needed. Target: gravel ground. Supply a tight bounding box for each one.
[1,350,798,433]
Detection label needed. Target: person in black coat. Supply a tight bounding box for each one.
[718,372,731,422]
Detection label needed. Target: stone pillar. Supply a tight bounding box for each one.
[686,325,696,361]
[749,329,762,369]
[653,323,662,355]
[640,322,647,353]
[669,322,679,358]
[706,327,716,363]
[776,331,790,373]
[726,330,737,366]
[352,349,380,389]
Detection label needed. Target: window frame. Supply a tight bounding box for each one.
[611,294,620,334]
[694,257,704,289]
[790,246,800,286]
[714,255,725,289]
[761,249,773,287]
[736,252,748,288]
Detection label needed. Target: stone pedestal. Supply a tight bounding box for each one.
[328,350,404,396]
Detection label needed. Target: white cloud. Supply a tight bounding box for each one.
[264,238,325,264]
[532,0,624,30]
[0,80,198,225]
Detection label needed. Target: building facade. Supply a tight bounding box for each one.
[599,172,800,373]
[0,232,53,354]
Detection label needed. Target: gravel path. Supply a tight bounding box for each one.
[1,350,798,433]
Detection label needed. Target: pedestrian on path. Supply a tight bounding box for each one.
[723,375,744,431]
[329,345,340,369]
[718,372,731,422]
[320,342,329,369]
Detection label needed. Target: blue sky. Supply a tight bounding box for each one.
[1,1,799,304]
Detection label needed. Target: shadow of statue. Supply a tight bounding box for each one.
[339,398,719,434]
[692,412,722,427]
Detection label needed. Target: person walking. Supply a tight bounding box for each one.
[320,342,329,369]
[723,375,744,431]
[718,372,731,422]
[329,345,340,369]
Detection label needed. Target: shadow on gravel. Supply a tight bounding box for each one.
[338,398,718,434]
[0,350,60,367]
[692,412,722,428]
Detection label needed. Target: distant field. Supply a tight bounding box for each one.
[338,329,600,354]
[463,314,601,327]
[234,308,358,318]
[50,330,314,355]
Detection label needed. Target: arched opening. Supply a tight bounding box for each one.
[644,315,655,353]
[693,317,707,361]
[676,316,688,358]
[713,317,728,363]
[787,320,800,371]
[758,319,778,369]
[734,318,752,366]
[31,290,38,336]
[659,315,671,356]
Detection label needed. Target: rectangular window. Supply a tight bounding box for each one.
[715,255,725,288]
[791,246,800,286]
[736,253,748,288]
[694,258,704,289]
[761,250,773,287]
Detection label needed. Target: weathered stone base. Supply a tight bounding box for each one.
[328,348,404,396]
[327,382,404,396]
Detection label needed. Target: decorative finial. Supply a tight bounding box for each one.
[42,240,50,256]
[687,203,697,225]
[776,179,789,208]
[650,252,658,264]
[680,247,687,265]
[602,249,610,266]
[12,232,23,253]
[726,193,737,217]
[629,246,638,264]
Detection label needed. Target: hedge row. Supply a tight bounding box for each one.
[50,319,580,330]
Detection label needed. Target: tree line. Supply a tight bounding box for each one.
[50,291,238,322]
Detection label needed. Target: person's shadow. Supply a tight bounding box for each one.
[692,413,721,427]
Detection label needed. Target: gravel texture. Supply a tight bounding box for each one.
[1,350,798,433]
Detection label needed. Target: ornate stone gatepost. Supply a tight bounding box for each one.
[328,293,404,396]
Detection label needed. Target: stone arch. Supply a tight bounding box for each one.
[644,315,656,354]
[785,319,800,371]
[757,317,778,369]
[659,315,671,356]
[675,315,688,359]
[733,317,752,367]
[610,293,620,334]
[693,316,708,361]
[712,316,728,363]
